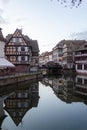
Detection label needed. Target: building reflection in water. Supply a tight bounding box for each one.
[75,75,87,104]
[0,96,7,130]
[41,74,87,104]
[1,75,87,129]
[0,84,16,130]
[0,81,40,128]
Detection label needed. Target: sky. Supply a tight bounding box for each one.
[0,0,87,53]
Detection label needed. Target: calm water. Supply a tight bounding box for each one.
[0,74,87,130]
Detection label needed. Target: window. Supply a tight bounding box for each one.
[77,78,82,84]
[84,64,87,70]
[18,102,28,107]
[13,38,22,43]
[77,64,82,70]
[17,93,28,98]
[84,79,87,85]
[21,56,25,61]
[84,45,87,48]
[21,46,25,51]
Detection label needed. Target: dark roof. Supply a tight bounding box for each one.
[30,40,39,52]
[62,40,87,51]
[0,28,6,42]
[5,28,39,53]
[6,34,12,42]
[23,35,31,41]
[74,44,87,52]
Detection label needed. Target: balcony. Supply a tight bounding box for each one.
[75,56,87,62]
[75,53,87,57]
[6,52,30,55]
[12,61,30,64]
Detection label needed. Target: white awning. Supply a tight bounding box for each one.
[0,57,15,68]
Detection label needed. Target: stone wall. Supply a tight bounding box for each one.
[0,72,42,86]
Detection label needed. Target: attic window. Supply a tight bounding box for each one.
[13,38,22,43]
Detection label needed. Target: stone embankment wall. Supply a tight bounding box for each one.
[0,72,42,86]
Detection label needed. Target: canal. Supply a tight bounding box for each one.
[1,74,87,130]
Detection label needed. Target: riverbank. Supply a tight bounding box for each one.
[0,72,42,86]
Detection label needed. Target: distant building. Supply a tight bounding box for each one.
[39,51,53,67]
[39,52,46,67]
[52,41,63,65]
[74,44,87,74]
[48,51,53,62]
[5,28,39,73]
[62,40,87,69]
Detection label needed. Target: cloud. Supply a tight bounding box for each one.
[0,16,8,24]
[1,0,10,4]
[0,8,9,24]
[0,8,4,14]
[70,31,87,40]
[16,18,26,23]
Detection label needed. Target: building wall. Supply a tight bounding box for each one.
[49,54,52,61]
[75,64,87,74]
[0,41,5,57]
[75,48,87,74]
[62,43,75,69]
[53,49,58,63]
[15,65,30,73]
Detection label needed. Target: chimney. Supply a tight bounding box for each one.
[19,28,22,34]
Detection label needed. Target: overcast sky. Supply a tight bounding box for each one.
[0,0,87,53]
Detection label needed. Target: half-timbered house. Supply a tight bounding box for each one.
[5,29,39,73]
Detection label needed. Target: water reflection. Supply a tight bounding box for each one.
[0,81,39,129]
[0,74,87,130]
[0,96,7,130]
[41,74,87,104]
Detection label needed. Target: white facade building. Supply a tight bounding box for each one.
[75,46,87,74]
[0,28,14,69]
[52,41,63,65]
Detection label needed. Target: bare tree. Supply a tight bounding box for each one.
[51,0,82,7]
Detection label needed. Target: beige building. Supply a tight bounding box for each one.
[52,41,63,65]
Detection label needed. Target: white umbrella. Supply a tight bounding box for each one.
[0,57,15,69]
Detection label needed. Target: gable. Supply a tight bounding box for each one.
[13,29,22,38]
[6,29,28,46]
